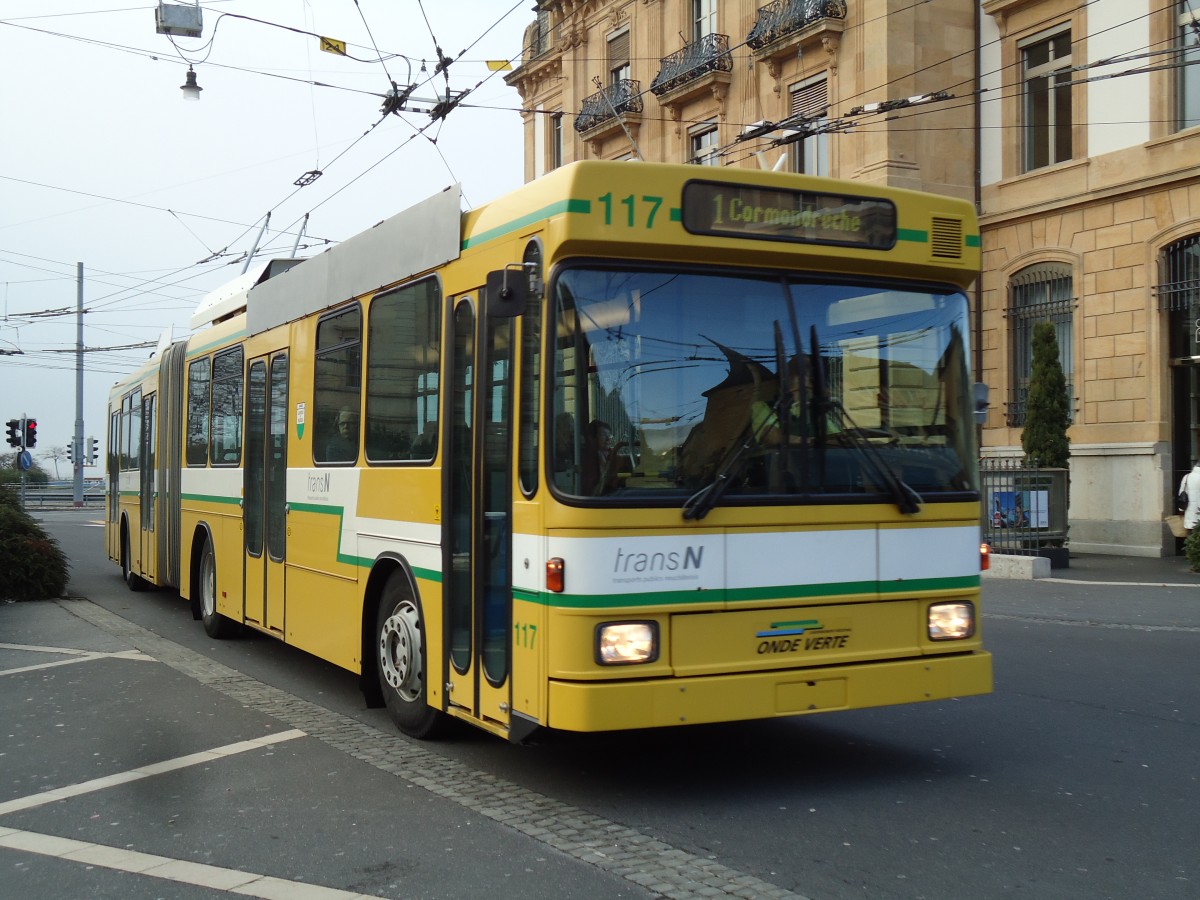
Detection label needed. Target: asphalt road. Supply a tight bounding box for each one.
[1,508,1197,900]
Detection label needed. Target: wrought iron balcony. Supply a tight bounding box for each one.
[650,33,733,97]
[574,79,643,133]
[747,0,848,51]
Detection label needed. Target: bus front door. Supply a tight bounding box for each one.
[244,353,288,633]
[138,392,157,583]
[445,298,513,732]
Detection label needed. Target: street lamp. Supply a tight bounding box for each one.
[180,66,202,101]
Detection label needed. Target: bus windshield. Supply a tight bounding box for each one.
[549,266,978,504]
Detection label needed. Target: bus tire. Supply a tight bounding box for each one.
[121,525,148,592]
[198,534,236,639]
[376,575,445,739]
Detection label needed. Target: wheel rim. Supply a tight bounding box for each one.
[200,549,215,618]
[379,600,423,703]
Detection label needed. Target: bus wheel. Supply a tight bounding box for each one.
[121,526,148,592]
[198,535,236,639]
[376,575,444,739]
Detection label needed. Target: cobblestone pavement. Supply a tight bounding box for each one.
[61,598,810,900]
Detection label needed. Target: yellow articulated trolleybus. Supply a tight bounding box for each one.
[107,161,992,742]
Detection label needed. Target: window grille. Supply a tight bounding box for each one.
[1007,264,1074,426]
[1158,235,1200,312]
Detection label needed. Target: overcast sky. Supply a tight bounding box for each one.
[0,0,529,473]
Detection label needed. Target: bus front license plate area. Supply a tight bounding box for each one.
[776,678,847,713]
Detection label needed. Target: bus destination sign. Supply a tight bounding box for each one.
[681,180,897,249]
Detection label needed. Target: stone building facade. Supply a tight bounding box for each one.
[505,1,978,198]
[979,0,1200,555]
[506,1,1200,556]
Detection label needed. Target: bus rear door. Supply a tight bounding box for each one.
[137,392,157,583]
[244,352,288,633]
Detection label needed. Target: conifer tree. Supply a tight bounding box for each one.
[1021,321,1071,468]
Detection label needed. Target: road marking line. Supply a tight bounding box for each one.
[1042,576,1200,588]
[0,729,306,817]
[0,826,381,899]
[0,644,154,677]
[0,642,128,654]
[61,598,813,900]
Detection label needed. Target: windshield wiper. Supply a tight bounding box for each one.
[810,325,923,515]
[681,425,758,520]
[682,320,800,520]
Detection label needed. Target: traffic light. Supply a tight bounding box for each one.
[4,419,20,448]
[88,437,99,465]
[67,442,74,463]
[23,418,37,448]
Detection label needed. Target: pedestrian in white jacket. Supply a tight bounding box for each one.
[1179,461,1200,530]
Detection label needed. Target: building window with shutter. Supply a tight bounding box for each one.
[1021,27,1072,171]
[608,28,630,84]
[1007,263,1074,426]
[788,75,829,176]
[689,122,719,165]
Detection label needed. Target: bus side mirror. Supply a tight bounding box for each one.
[973,382,989,426]
[486,265,529,318]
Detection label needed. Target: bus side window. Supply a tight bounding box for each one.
[186,357,211,466]
[315,304,363,465]
[210,346,244,466]
[366,278,441,463]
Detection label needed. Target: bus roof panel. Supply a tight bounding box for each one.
[244,184,462,336]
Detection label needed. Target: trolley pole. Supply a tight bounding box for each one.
[73,262,84,508]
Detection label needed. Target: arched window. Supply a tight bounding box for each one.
[1007,263,1074,426]
[1160,234,1200,476]
[1159,234,1200,356]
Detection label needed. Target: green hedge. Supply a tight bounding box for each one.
[0,484,69,600]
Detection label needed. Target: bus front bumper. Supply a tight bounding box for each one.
[545,651,992,732]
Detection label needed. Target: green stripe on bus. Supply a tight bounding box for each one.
[965,234,981,247]
[879,574,980,593]
[897,228,927,243]
[461,198,592,250]
[289,501,338,515]
[289,501,358,566]
[180,493,241,505]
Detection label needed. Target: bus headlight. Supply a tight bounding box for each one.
[928,602,975,640]
[596,621,658,665]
